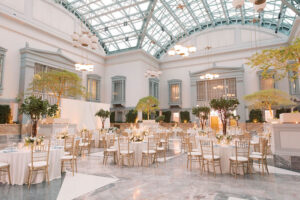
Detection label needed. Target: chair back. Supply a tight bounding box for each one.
[30,139,51,168]
[200,140,215,158]
[64,136,74,152]
[105,134,115,149]
[72,139,80,159]
[234,140,250,159]
[146,136,157,153]
[261,138,268,159]
[118,136,130,154]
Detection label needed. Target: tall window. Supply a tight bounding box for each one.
[288,71,300,96]
[112,76,126,104]
[87,74,101,102]
[168,79,182,105]
[0,47,7,95]
[149,78,159,99]
[260,76,275,90]
[197,78,236,101]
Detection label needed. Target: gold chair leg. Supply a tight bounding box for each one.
[46,168,50,185]
[28,170,32,189]
[75,159,78,172]
[219,160,222,175]
[7,166,11,185]
[264,159,269,175]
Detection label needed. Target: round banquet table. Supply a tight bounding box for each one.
[213,144,235,173]
[114,141,147,166]
[0,147,64,185]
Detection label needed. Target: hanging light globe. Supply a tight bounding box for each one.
[91,43,98,50]
[232,0,245,9]
[79,33,90,47]
[188,46,197,53]
[174,44,182,51]
[168,49,176,56]
[91,35,98,43]
[254,1,266,12]
[72,32,79,41]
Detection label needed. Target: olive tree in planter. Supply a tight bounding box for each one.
[210,98,239,135]
[136,96,159,120]
[192,106,210,130]
[95,109,110,129]
[244,89,295,119]
[19,95,58,137]
[29,70,86,117]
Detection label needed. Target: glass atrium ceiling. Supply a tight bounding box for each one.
[55,0,300,59]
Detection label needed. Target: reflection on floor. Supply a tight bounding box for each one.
[1,144,300,200]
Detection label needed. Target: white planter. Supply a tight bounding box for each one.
[280,113,300,124]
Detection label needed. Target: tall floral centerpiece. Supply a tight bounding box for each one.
[95,109,110,129]
[210,98,239,136]
[19,96,58,137]
[29,70,86,117]
[192,106,210,130]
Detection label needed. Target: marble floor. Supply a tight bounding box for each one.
[1,143,300,200]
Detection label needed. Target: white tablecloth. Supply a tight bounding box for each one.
[114,142,147,166]
[0,147,64,185]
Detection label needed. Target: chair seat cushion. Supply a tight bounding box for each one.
[61,155,76,160]
[79,142,89,147]
[160,139,166,143]
[120,150,134,154]
[189,151,202,156]
[156,147,165,151]
[106,148,117,152]
[142,150,156,154]
[203,155,220,160]
[64,152,71,155]
[250,154,263,159]
[28,161,47,168]
[251,152,262,156]
[229,156,248,162]
[0,162,9,168]
[192,148,199,152]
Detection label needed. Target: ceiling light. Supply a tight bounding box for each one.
[200,73,219,80]
[75,63,94,72]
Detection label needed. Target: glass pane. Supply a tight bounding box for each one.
[171,84,180,102]
[197,81,206,101]
[260,77,274,90]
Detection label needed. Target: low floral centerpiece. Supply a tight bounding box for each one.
[24,136,45,146]
[225,135,232,144]
[215,134,224,144]
[198,130,207,136]
[57,132,69,139]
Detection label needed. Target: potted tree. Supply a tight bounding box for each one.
[244,89,295,121]
[192,106,210,130]
[136,96,159,121]
[29,70,86,118]
[19,95,58,137]
[95,109,110,129]
[210,98,239,135]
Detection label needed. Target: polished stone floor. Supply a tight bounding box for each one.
[1,143,300,200]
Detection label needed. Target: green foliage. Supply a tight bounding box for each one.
[249,109,263,123]
[155,115,165,122]
[0,105,11,124]
[247,38,300,81]
[29,70,86,116]
[192,106,210,129]
[180,111,190,123]
[110,112,115,123]
[210,98,239,135]
[162,111,171,123]
[136,96,159,120]
[244,89,295,116]
[19,95,58,136]
[95,109,110,129]
[275,108,291,118]
[126,109,137,123]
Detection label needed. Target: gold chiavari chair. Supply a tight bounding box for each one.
[64,136,74,155]
[229,140,250,178]
[118,137,134,167]
[154,135,166,163]
[249,138,269,175]
[141,137,157,167]
[179,132,188,152]
[200,140,222,176]
[186,137,202,171]
[61,139,80,176]
[27,139,51,189]
[79,131,92,155]
[0,161,11,185]
[159,132,169,151]
[103,134,118,165]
